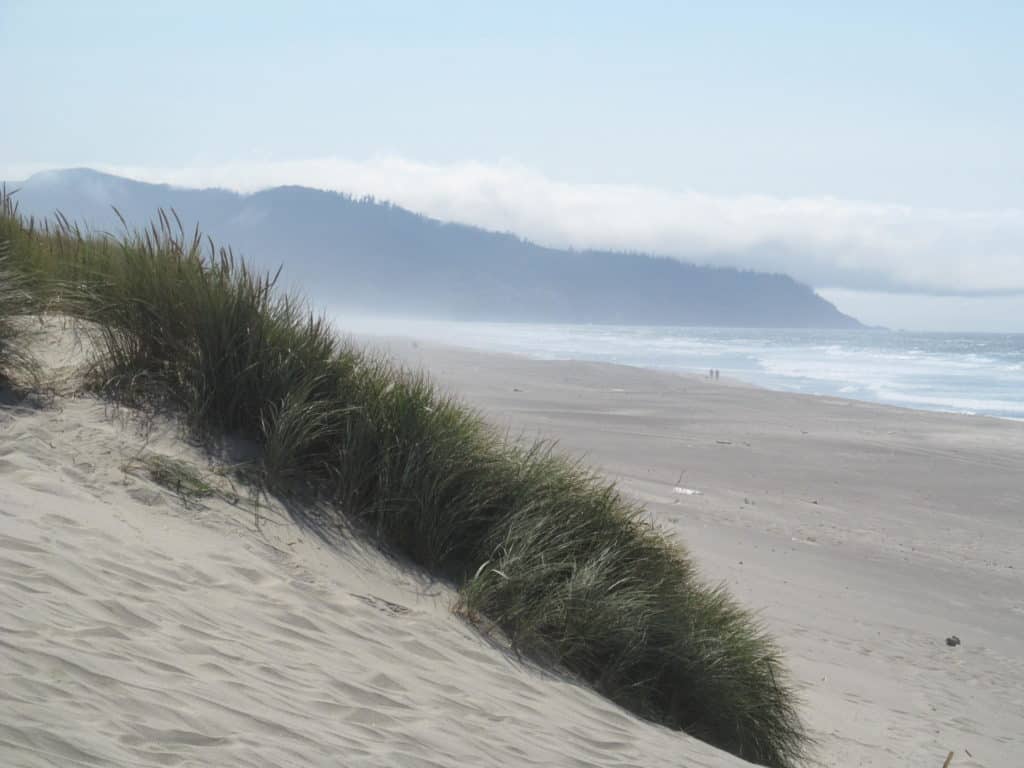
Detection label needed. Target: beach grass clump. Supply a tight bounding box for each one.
[459,450,805,761]
[0,201,809,767]
[124,452,216,505]
[0,188,107,299]
[0,251,40,384]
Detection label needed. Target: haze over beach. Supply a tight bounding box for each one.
[2,3,1022,768]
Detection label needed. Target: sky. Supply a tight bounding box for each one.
[2,0,1022,331]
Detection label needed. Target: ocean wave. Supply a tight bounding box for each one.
[871,389,1024,416]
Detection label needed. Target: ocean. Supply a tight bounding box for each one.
[339,317,1024,421]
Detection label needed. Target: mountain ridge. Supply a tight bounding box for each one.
[7,168,862,328]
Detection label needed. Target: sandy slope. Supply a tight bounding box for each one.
[370,336,1024,768]
[0,326,750,767]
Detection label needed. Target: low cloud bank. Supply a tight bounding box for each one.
[11,156,1024,296]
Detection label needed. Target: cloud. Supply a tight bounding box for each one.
[7,156,1024,295]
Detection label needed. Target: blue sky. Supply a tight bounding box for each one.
[3,1,1023,329]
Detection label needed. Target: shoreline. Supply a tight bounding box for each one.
[355,329,1024,425]
[331,315,1024,423]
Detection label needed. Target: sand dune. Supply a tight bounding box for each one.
[1,327,749,767]
[3,324,1022,767]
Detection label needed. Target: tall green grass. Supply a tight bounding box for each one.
[0,196,809,767]
[0,194,39,383]
[0,253,38,384]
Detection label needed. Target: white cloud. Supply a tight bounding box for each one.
[6,156,1024,295]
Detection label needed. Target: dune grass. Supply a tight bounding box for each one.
[124,452,216,505]
[0,195,809,767]
[0,248,39,385]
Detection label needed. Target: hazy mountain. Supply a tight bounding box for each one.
[7,169,862,328]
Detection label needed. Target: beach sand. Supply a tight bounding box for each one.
[1,324,1021,767]
[373,335,1024,767]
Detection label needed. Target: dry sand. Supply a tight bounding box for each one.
[2,323,1021,767]
[0,325,748,768]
